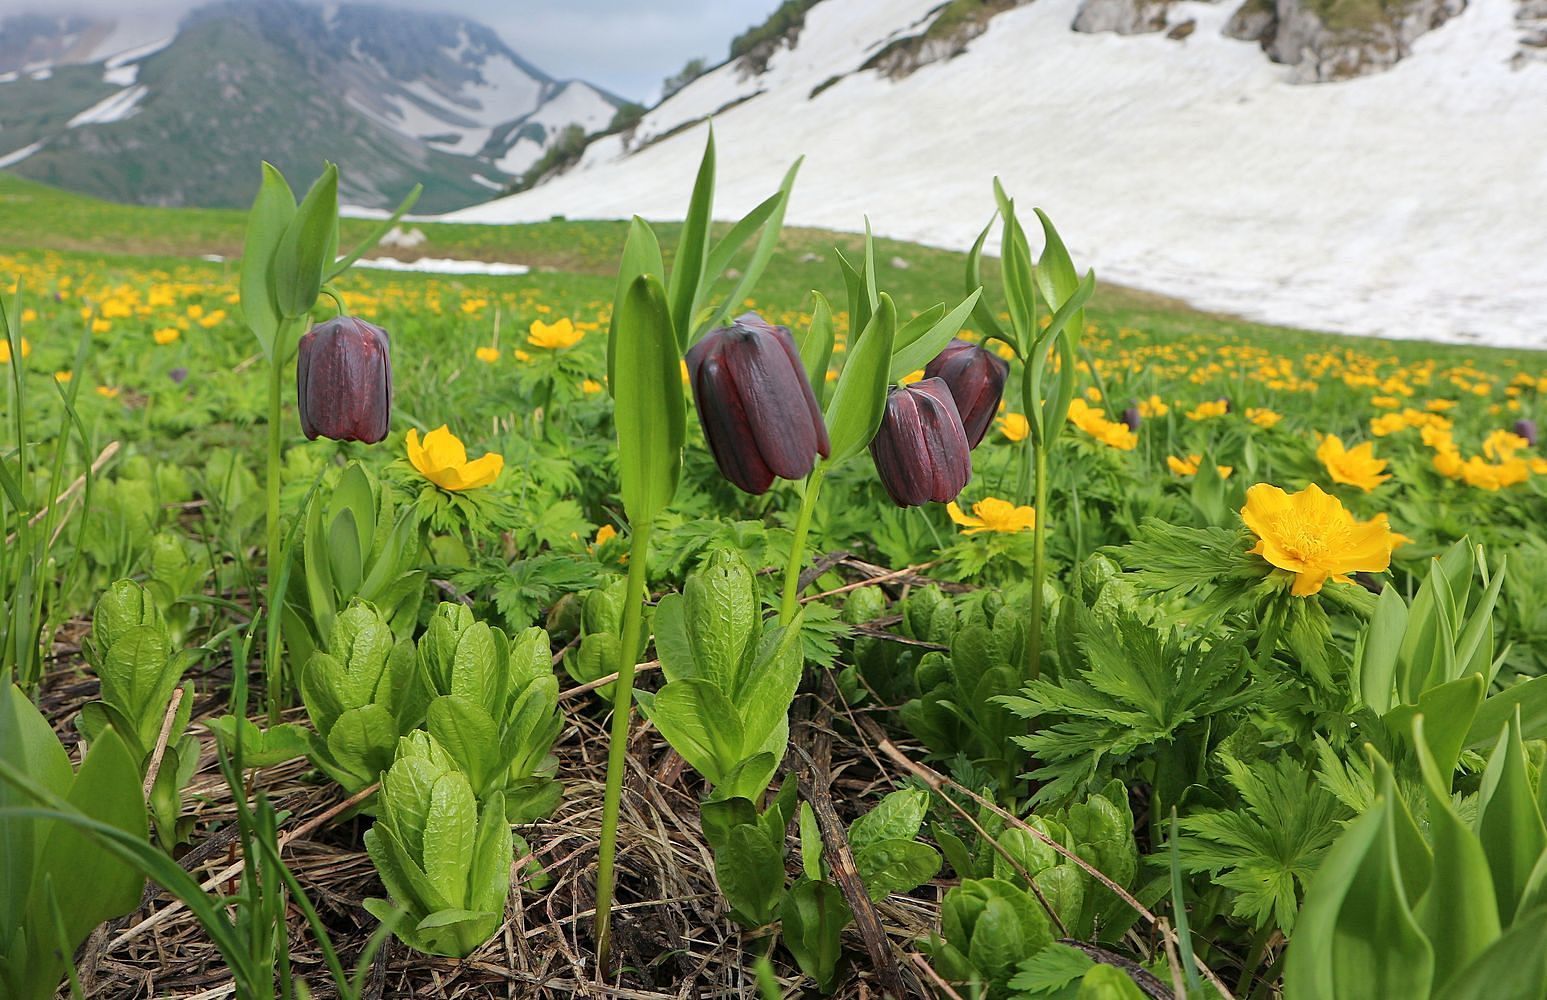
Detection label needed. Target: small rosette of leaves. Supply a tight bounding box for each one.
[284,461,425,678]
[417,602,563,823]
[637,548,804,802]
[299,600,426,796]
[561,577,648,702]
[362,732,511,957]
[76,579,199,849]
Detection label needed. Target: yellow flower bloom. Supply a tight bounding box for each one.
[528,317,582,350]
[0,337,30,363]
[1137,395,1169,418]
[475,346,500,364]
[1482,429,1529,462]
[1459,456,1530,491]
[1316,434,1390,491]
[198,309,226,329]
[582,378,604,394]
[1426,399,1457,412]
[899,369,926,386]
[1167,454,1232,478]
[592,524,618,548]
[406,425,504,491]
[91,318,111,334]
[96,386,120,399]
[1246,407,1282,428]
[1242,483,1408,596]
[1186,399,1229,421]
[153,327,181,345]
[1068,399,1137,450]
[998,412,1029,442]
[54,371,72,383]
[1371,395,1401,409]
[947,497,1036,534]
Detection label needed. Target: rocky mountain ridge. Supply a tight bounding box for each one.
[0,1,622,211]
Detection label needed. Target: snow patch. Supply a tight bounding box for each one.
[66,85,147,127]
[0,142,44,168]
[354,256,530,275]
[448,0,1547,350]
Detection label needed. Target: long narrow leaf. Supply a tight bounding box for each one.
[325,184,424,281]
[667,129,716,348]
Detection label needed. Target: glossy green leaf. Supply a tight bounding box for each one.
[1440,905,1547,1000]
[1412,717,1500,980]
[1359,585,1408,713]
[612,272,684,524]
[646,679,744,785]
[238,162,296,358]
[273,162,339,322]
[606,217,665,392]
[965,211,1011,349]
[799,291,836,403]
[325,183,422,281]
[888,289,983,381]
[699,156,803,338]
[1476,709,1547,924]
[667,129,715,349]
[823,292,897,463]
[780,878,851,991]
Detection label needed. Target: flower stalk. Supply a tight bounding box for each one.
[593,521,653,967]
[780,467,826,625]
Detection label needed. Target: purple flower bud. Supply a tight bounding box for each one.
[169,367,189,385]
[685,312,830,495]
[923,338,1008,449]
[1121,406,1141,431]
[296,316,392,444]
[1514,418,1538,447]
[869,378,972,508]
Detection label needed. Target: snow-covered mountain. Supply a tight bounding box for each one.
[0,2,623,211]
[447,0,1547,348]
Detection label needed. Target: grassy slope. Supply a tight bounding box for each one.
[0,171,1537,365]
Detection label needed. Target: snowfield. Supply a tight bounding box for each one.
[444,0,1547,349]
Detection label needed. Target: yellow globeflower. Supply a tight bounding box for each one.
[406,425,504,491]
[592,524,618,549]
[1167,454,1233,478]
[475,346,500,364]
[1242,483,1408,597]
[899,369,926,386]
[582,378,604,395]
[54,371,72,383]
[998,412,1029,442]
[1482,429,1529,462]
[1316,434,1390,491]
[1137,395,1169,418]
[528,317,582,350]
[1246,407,1282,428]
[1186,399,1229,421]
[153,327,180,345]
[1459,456,1530,491]
[947,497,1036,534]
[0,337,30,363]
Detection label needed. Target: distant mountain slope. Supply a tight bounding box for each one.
[0,1,622,212]
[447,0,1547,348]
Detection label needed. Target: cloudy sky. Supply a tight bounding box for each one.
[36,0,786,101]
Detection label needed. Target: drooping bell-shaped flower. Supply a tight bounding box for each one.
[1514,418,1538,447]
[923,338,1008,449]
[685,313,830,495]
[869,378,972,508]
[296,316,392,444]
[1121,405,1141,431]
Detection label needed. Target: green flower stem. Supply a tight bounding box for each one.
[779,466,826,625]
[264,349,285,724]
[594,520,653,969]
[1028,444,1049,683]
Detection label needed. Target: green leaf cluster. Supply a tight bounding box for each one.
[362,732,511,957]
[417,602,563,823]
[639,548,804,801]
[299,600,426,795]
[76,579,198,849]
[1286,711,1547,999]
[0,684,146,999]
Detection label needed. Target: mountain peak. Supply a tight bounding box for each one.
[0,0,622,211]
